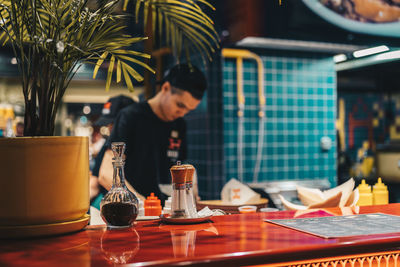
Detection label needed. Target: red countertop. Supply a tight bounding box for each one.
[2,204,400,266]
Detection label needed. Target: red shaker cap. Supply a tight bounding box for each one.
[182,164,195,182]
[144,193,162,216]
[170,164,186,184]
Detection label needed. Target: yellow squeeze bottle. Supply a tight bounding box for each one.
[373,178,389,205]
[357,179,373,206]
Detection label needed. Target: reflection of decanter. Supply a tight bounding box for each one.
[159,223,218,258]
[100,142,139,228]
[101,228,140,264]
[170,230,196,258]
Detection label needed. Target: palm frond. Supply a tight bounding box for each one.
[126,0,219,63]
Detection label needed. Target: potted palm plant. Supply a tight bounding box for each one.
[0,0,218,237]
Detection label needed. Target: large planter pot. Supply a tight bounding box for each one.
[0,136,89,229]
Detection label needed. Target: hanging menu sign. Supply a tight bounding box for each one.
[265,213,400,239]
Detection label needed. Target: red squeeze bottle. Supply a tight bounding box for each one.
[144,193,162,216]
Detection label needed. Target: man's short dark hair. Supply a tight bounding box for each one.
[163,64,207,100]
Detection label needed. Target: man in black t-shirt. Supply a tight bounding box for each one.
[98,64,207,203]
[90,95,135,208]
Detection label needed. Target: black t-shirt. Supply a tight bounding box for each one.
[107,101,187,202]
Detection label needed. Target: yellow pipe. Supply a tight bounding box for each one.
[222,48,265,117]
[237,57,244,117]
[222,48,266,183]
[336,98,346,152]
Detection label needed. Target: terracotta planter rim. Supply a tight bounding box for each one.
[0,136,85,140]
[0,136,88,145]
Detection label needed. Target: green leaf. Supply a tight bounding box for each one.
[121,61,144,82]
[163,10,218,48]
[93,51,108,79]
[105,55,115,91]
[116,59,121,83]
[116,54,155,73]
[123,0,129,11]
[122,63,134,91]
[135,0,141,24]
[113,49,150,59]
[143,1,149,32]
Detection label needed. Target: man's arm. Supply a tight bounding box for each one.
[98,149,145,201]
[89,172,100,200]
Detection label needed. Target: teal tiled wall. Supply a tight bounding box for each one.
[222,51,337,187]
[186,50,338,199]
[185,56,226,200]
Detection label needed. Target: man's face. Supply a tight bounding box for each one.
[159,82,201,121]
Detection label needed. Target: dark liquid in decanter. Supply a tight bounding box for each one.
[101,202,138,227]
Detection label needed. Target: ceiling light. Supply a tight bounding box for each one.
[375,50,400,60]
[353,45,389,58]
[333,54,347,63]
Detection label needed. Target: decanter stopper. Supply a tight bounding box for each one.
[112,142,125,162]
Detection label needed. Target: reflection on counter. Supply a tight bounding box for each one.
[292,206,360,218]
[101,228,140,264]
[159,222,218,258]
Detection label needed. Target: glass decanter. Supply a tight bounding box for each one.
[100,142,139,228]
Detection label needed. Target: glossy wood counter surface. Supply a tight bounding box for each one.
[2,204,400,266]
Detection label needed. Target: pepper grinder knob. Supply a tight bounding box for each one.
[111,142,125,162]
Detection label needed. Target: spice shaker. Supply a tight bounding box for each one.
[170,161,189,218]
